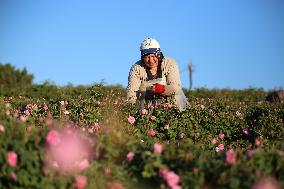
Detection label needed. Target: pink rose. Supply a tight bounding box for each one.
[74,175,87,189]
[7,151,18,167]
[43,104,49,111]
[226,149,237,165]
[76,159,90,171]
[25,104,31,110]
[26,126,32,132]
[0,124,5,133]
[24,110,30,116]
[10,172,17,180]
[103,167,111,176]
[126,152,134,161]
[251,177,281,189]
[218,133,225,140]
[243,128,249,136]
[153,143,163,154]
[159,168,170,178]
[46,128,92,174]
[179,133,186,139]
[255,138,261,146]
[236,111,241,117]
[31,103,37,109]
[149,128,156,137]
[163,171,180,188]
[218,143,224,150]
[159,168,181,189]
[171,185,181,189]
[211,138,217,144]
[60,100,68,106]
[163,103,173,109]
[20,115,26,122]
[141,109,148,115]
[127,116,135,124]
[192,167,199,174]
[215,143,224,152]
[148,103,155,109]
[107,181,125,189]
[46,130,61,146]
[246,150,254,158]
[150,116,156,121]
[164,124,170,130]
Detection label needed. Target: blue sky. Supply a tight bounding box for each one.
[0,0,283,90]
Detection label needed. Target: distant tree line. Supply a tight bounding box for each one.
[0,63,34,95]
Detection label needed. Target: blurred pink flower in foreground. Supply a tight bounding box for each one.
[246,150,254,158]
[226,149,237,165]
[103,167,111,176]
[107,181,125,189]
[251,177,282,189]
[0,124,5,133]
[74,175,87,189]
[10,172,17,180]
[149,128,156,137]
[159,168,181,189]
[192,167,199,174]
[165,171,180,188]
[45,128,92,174]
[215,143,224,152]
[7,151,18,167]
[218,133,225,140]
[126,152,134,161]
[127,116,135,124]
[153,143,163,154]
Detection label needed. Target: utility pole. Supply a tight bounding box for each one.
[188,60,193,91]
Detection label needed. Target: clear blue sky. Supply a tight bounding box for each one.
[0,0,283,90]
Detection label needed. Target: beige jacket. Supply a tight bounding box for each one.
[126,56,189,110]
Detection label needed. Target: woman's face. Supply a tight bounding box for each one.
[143,54,159,69]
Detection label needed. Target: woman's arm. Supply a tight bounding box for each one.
[126,64,142,104]
[163,58,182,96]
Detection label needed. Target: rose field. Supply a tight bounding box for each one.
[0,84,283,189]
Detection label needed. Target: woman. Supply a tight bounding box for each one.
[126,38,189,111]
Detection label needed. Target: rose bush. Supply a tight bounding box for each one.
[0,85,283,189]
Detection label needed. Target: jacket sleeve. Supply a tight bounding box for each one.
[126,64,142,104]
[163,58,182,96]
